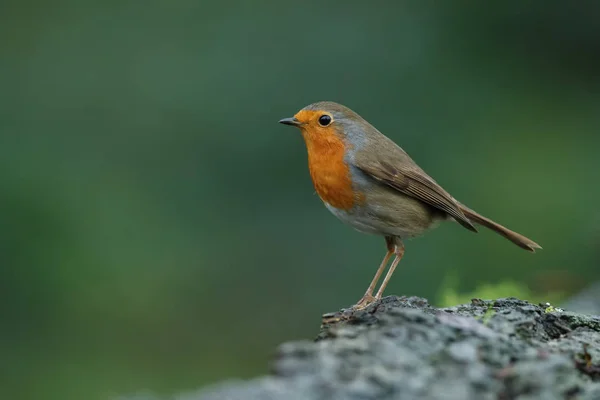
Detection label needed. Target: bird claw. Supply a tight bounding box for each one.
[352,294,378,310]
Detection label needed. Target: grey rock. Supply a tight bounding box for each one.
[118,296,600,400]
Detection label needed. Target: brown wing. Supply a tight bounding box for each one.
[355,157,477,232]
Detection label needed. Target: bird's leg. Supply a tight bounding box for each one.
[374,239,405,300]
[353,251,392,309]
[352,236,395,310]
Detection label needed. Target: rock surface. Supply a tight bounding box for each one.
[120,296,600,400]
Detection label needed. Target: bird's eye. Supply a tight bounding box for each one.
[318,114,332,127]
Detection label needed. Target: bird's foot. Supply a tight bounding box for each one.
[352,294,378,310]
[321,294,380,326]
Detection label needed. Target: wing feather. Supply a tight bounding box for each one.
[356,159,477,232]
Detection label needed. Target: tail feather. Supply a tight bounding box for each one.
[458,203,542,252]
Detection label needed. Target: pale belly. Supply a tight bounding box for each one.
[322,184,445,239]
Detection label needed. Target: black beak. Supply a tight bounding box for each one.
[278,117,302,127]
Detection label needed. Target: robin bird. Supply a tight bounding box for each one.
[279,101,542,310]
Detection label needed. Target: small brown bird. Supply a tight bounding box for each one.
[280,101,541,310]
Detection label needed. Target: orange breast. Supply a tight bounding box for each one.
[302,129,361,210]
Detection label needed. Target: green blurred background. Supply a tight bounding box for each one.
[2,1,599,399]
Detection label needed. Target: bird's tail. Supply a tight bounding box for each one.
[458,203,542,252]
